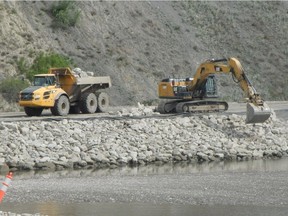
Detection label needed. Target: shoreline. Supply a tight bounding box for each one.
[0,106,287,173]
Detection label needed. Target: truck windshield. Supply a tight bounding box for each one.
[33,76,55,86]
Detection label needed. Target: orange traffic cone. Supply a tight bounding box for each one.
[0,172,13,203]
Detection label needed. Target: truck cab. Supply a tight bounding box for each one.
[33,74,56,87]
[19,74,66,108]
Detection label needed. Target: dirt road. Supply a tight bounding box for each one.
[0,101,287,122]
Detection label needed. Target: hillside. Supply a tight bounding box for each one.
[0,1,287,110]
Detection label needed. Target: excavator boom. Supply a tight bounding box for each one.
[157,57,271,124]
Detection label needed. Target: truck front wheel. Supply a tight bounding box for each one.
[80,92,97,114]
[96,92,109,112]
[24,107,43,116]
[51,95,70,116]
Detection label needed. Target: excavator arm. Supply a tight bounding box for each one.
[187,58,271,123]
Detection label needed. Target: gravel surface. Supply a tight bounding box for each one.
[8,167,288,206]
[1,159,288,216]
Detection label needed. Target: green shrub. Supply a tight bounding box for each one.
[0,77,30,102]
[25,52,73,80]
[50,1,81,28]
[16,57,29,75]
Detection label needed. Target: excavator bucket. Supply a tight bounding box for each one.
[246,102,271,124]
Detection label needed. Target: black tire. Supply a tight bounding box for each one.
[96,92,109,112]
[79,92,97,114]
[51,95,70,116]
[69,106,80,114]
[24,107,43,116]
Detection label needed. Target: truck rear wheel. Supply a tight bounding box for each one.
[51,95,70,116]
[80,92,97,114]
[24,107,43,116]
[96,92,109,112]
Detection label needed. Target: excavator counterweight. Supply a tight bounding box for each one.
[157,57,271,124]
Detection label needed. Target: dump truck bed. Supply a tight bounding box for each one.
[77,76,111,87]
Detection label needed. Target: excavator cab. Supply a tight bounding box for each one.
[191,75,218,99]
[205,75,217,97]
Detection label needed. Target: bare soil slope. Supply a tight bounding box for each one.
[0,1,287,108]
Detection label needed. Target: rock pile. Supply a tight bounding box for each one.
[71,68,94,78]
[0,106,287,172]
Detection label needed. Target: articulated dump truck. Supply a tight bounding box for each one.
[19,67,111,116]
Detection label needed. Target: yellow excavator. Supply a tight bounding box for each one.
[158,57,271,124]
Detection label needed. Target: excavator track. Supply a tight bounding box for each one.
[158,100,228,114]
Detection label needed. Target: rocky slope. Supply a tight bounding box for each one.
[0,1,287,109]
[0,106,287,172]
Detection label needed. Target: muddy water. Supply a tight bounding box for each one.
[2,202,288,216]
[1,158,288,216]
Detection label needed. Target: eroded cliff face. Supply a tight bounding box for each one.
[0,1,287,109]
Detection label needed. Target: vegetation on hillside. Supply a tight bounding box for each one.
[0,52,73,103]
[22,52,73,80]
[0,78,30,103]
[50,1,81,28]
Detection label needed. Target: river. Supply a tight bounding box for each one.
[1,158,288,216]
